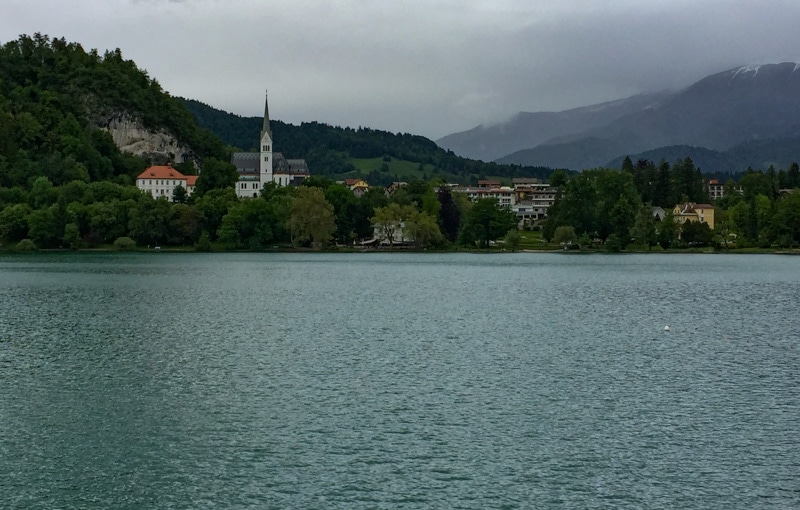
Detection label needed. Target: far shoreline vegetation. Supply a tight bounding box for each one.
[1,34,800,255]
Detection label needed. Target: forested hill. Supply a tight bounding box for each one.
[0,34,227,188]
[180,98,559,185]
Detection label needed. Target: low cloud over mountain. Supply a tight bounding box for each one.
[437,63,800,172]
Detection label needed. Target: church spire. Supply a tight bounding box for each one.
[261,89,272,140]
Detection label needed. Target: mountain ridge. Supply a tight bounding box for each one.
[438,62,800,172]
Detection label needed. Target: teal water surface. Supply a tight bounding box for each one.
[1,253,798,508]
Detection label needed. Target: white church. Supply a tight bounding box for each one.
[231,92,310,198]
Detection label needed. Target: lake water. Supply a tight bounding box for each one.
[1,252,798,508]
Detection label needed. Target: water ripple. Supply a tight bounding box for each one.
[1,253,798,508]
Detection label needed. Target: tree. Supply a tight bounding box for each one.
[287,186,335,249]
[740,170,774,201]
[503,228,521,251]
[194,188,238,240]
[29,176,57,209]
[653,160,671,208]
[543,168,640,244]
[787,162,799,189]
[403,210,443,249]
[323,183,358,244]
[460,198,517,248]
[713,207,734,249]
[372,202,414,247]
[630,205,657,249]
[680,220,713,247]
[172,184,188,204]
[169,203,204,245]
[112,236,136,250]
[771,192,800,246]
[62,222,81,249]
[657,210,678,250]
[27,207,58,247]
[548,169,569,187]
[552,225,577,246]
[669,157,706,204]
[127,197,172,246]
[218,198,275,249]
[0,203,32,241]
[194,158,239,197]
[437,187,461,243]
[621,156,634,174]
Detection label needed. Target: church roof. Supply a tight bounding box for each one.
[232,152,259,161]
[261,90,272,140]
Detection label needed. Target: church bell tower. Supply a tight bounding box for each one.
[259,90,273,185]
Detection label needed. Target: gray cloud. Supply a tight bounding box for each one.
[3,0,800,138]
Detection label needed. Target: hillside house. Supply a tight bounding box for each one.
[342,178,369,197]
[136,164,197,201]
[673,202,715,229]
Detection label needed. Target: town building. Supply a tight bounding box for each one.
[230,92,310,198]
[136,164,197,201]
[453,185,517,208]
[512,181,558,223]
[386,181,407,195]
[706,179,725,200]
[673,202,716,229]
[451,180,558,225]
[342,178,369,197]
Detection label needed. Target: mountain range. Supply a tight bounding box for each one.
[436,63,800,173]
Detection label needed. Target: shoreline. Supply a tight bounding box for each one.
[1,246,798,255]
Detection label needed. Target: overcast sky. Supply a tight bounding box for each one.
[3,0,800,139]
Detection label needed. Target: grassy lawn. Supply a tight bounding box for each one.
[345,156,513,185]
[518,230,559,251]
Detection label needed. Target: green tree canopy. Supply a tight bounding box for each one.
[459,197,517,248]
[287,186,335,249]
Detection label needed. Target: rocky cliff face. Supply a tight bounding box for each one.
[101,113,195,165]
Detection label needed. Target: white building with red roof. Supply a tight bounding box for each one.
[136,164,197,201]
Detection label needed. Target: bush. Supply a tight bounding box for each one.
[15,239,37,251]
[112,236,136,251]
[195,231,212,252]
[503,229,521,252]
[605,233,626,252]
[553,225,577,246]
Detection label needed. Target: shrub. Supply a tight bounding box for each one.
[195,231,212,252]
[15,239,37,251]
[112,236,136,251]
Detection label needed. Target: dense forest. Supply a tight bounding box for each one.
[180,98,559,186]
[0,33,228,189]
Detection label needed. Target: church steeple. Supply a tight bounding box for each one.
[259,89,274,187]
[261,89,272,140]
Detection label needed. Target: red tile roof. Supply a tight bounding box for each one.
[185,175,198,186]
[137,165,187,180]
